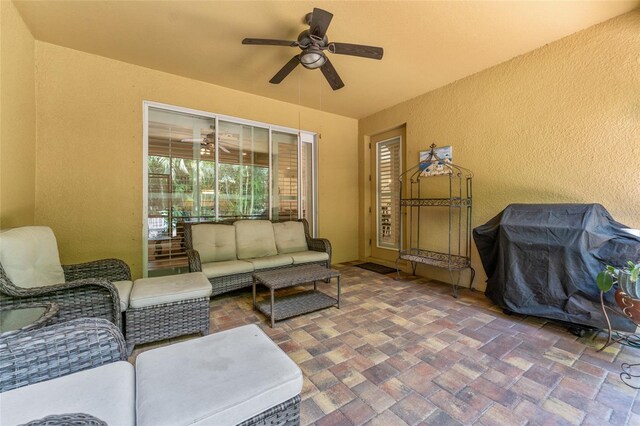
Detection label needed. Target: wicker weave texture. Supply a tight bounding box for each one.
[125,297,210,350]
[0,260,126,329]
[0,318,126,392]
[256,291,337,321]
[254,265,340,290]
[237,395,301,426]
[18,413,108,426]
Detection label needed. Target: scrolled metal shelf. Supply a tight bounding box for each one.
[400,197,472,207]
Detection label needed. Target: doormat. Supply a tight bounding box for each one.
[355,262,397,275]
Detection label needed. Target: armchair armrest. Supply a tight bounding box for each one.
[186,249,202,272]
[307,237,332,265]
[0,317,127,392]
[0,278,122,330]
[63,258,131,282]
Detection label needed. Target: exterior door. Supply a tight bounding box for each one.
[369,127,404,263]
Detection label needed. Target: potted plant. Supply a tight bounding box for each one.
[597,261,640,299]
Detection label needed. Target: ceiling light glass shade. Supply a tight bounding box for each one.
[300,49,326,69]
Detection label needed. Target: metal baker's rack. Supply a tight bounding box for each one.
[395,144,475,297]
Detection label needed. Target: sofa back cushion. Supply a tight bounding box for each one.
[0,226,65,288]
[192,224,237,263]
[273,221,308,254]
[234,220,277,259]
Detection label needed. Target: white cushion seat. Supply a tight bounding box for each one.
[135,324,303,426]
[130,272,211,309]
[0,361,135,426]
[0,226,65,288]
[248,254,293,270]
[201,259,254,278]
[291,250,330,264]
[113,280,133,311]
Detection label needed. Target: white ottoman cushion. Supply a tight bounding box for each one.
[0,361,135,426]
[130,272,211,309]
[135,324,303,426]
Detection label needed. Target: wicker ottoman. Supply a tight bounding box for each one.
[135,324,303,426]
[125,272,212,351]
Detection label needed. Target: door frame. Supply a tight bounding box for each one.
[366,126,406,265]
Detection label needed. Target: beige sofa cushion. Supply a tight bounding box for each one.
[0,361,135,426]
[130,272,212,309]
[234,220,277,260]
[273,221,308,254]
[0,226,65,288]
[201,260,254,278]
[247,254,293,270]
[192,224,237,263]
[291,250,329,265]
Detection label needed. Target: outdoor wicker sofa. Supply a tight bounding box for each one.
[0,318,302,426]
[183,218,331,296]
[0,226,131,329]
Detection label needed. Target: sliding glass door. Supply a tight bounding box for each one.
[144,103,317,276]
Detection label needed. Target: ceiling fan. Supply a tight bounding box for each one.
[180,128,231,154]
[242,8,383,90]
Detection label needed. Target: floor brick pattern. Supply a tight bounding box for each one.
[132,263,640,425]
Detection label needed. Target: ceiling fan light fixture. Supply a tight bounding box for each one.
[299,47,326,69]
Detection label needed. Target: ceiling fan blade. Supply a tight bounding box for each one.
[242,38,298,47]
[309,8,333,39]
[320,57,344,91]
[330,42,383,60]
[269,55,300,84]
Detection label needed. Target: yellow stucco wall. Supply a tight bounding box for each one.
[0,1,36,228]
[34,42,358,278]
[359,11,640,291]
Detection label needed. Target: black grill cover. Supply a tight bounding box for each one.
[473,204,640,331]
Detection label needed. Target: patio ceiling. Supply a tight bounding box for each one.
[13,0,639,119]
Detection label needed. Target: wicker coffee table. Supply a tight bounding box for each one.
[253,264,341,327]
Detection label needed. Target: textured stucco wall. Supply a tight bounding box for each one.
[359,11,640,291]
[34,42,358,278]
[0,1,36,228]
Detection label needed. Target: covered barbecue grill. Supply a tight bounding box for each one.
[473,204,640,331]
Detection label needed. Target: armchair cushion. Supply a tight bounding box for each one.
[273,221,309,254]
[0,226,65,288]
[234,220,277,260]
[113,280,133,312]
[0,361,135,426]
[191,224,237,263]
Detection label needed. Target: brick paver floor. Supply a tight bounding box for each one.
[132,263,640,425]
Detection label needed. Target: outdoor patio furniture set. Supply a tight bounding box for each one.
[0,220,339,425]
[0,318,302,425]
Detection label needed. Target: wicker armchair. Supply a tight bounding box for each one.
[183,218,332,296]
[0,227,130,329]
[0,317,127,392]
